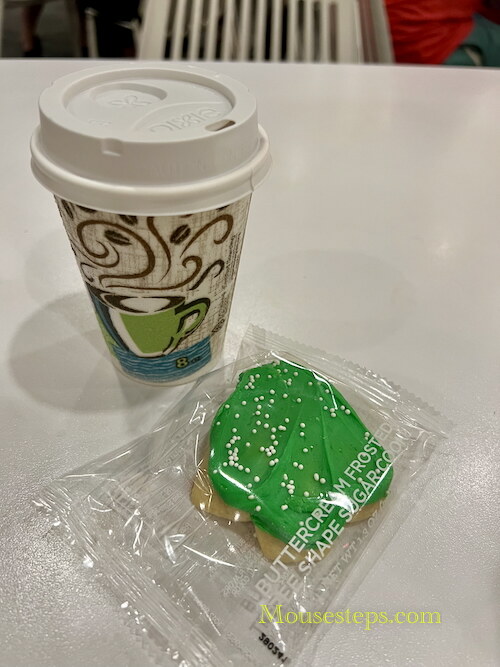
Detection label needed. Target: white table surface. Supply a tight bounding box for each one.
[1,60,499,667]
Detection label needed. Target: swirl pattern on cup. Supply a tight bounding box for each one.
[56,198,241,294]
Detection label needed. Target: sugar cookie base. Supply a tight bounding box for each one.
[191,450,381,563]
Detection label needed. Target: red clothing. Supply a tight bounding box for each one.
[386,1,483,64]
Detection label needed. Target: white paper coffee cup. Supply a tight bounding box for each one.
[31,64,271,384]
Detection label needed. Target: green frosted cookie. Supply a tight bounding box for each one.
[208,360,393,550]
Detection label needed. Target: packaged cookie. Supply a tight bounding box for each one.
[191,359,393,564]
[37,326,450,666]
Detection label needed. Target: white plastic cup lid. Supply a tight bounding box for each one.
[31,64,271,215]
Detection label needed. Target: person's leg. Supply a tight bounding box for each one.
[20,3,44,55]
[471,13,500,66]
[445,45,480,66]
[445,13,500,67]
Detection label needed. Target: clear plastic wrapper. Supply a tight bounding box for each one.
[36,326,451,666]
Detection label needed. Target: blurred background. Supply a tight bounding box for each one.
[2,0,76,56]
[1,1,499,66]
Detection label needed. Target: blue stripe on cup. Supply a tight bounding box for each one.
[112,336,212,383]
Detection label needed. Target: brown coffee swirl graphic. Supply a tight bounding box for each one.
[76,219,155,286]
[181,214,232,254]
[57,199,239,294]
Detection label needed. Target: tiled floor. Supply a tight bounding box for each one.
[2,1,74,58]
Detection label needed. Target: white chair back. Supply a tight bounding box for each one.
[138,0,392,63]
[358,0,393,63]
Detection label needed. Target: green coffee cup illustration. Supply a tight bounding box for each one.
[113,296,209,357]
[87,287,210,358]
